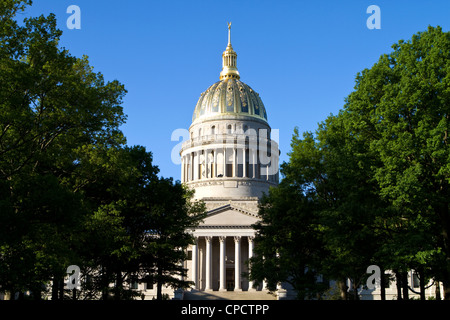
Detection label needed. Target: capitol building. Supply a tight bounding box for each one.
[124,24,442,301]
[179,23,280,297]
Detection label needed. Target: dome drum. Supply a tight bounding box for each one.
[183,118,272,151]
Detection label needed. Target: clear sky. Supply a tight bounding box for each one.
[20,0,450,181]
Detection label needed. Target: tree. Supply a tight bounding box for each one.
[252,26,450,301]
[142,178,206,300]
[0,2,205,301]
[0,0,126,299]
[73,145,206,300]
[249,173,327,299]
[269,114,384,300]
[343,25,450,299]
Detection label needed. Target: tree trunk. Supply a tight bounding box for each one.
[443,279,450,300]
[114,271,123,300]
[418,268,425,301]
[51,277,59,300]
[353,282,359,300]
[58,278,64,300]
[337,279,348,300]
[72,288,78,300]
[157,261,163,300]
[436,280,441,300]
[380,268,386,300]
[395,271,402,300]
[101,266,110,300]
[401,272,409,300]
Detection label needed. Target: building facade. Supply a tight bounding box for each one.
[180,23,279,295]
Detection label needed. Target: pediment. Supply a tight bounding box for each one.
[200,204,260,227]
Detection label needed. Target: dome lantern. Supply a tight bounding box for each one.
[219,22,240,80]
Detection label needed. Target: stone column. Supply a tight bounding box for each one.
[213,149,217,178]
[197,151,201,180]
[252,149,256,179]
[181,155,185,183]
[219,236,227,291]
[232,148,236,177]
[199,150,203,180]
[205,236,212,291]
[223,147,227,177]
[243,148,247,178]
[193,151,197,181]
[205,149,209,179]
[248,236,255,291]
[192,237,198,289]
[234,236,242,291]
[191,152,195,181]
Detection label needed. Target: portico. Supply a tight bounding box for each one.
[189,234,257,292]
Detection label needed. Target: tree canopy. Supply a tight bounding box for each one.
[250,25,450,300]
[0,0,206,300]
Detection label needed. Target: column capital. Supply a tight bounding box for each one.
[219,236,227,242]
[233,235,241,243]
[205,236,212,242]
[248,235,255,242]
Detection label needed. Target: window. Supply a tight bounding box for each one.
[226,163,232,177]
[187,250,192,260]
[227,124,232,134]
[211,126,216,135]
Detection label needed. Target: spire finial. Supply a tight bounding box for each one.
[220,22,240,80]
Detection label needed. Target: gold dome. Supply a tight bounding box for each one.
[192,79,268,123]
[192,22,268,123]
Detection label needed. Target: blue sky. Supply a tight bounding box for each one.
[21,0,450,181]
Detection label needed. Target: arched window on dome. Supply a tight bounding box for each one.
[227,124,232,134]
[198,128,202,137]
[211,125,216,135]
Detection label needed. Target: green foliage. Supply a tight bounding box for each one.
[0,0,206,300]
[345,25,450,297]
[250,25,450,300]
[250,177,327,299]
